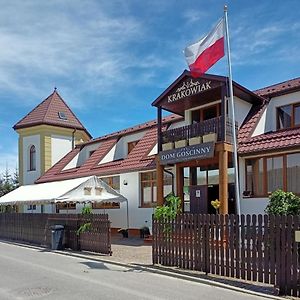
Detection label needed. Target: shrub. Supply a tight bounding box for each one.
[265,189,300,215]
[154,193,182,221]
[76,205,92,235]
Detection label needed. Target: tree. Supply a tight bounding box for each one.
[0,167,18,197]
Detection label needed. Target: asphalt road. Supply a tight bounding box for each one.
[0,241,267,300]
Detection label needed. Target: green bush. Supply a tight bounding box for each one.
[154,193,181,221]
[76,205,93,235]
[265,189,300,215]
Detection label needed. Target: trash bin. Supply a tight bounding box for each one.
[51,225,64,250]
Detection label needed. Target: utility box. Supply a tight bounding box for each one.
[51,225,64,250]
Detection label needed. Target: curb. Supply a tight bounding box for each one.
[51,250,285,300]
[0,240,286,300]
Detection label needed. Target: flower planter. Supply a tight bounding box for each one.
[162,142,174,151]
[188,136,202,146]
[203,133,217,143]
[175,139,187,148]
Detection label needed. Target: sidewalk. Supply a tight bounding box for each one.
[108,235,152,265]
[0,238,285,300]
[77,236,283,300]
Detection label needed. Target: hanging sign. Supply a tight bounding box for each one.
[159,142,215,165]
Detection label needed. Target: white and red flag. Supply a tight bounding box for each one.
[184,19,225,78]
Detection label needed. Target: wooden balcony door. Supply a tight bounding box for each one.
[191,103,221,123]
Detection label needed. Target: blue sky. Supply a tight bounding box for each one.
[1,0,300,174]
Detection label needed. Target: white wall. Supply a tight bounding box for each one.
[23,135,41,185]
[51,135,72,166]
[113,131,146,161]
[99,131,145,164]
[263,91,300,133]
[252,108,267,137]
[23,204,55,213]
[233,97,252,128]
[102,172,154,229]
[63,142,101,170]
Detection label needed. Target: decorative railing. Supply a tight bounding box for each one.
[161,116,236,145]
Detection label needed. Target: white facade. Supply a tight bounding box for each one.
[100,131,146,164]
[239,91,300,214]
[63,142,101,170]
[233,96,252,128]
[254,91,300,134]
[23,135,41,185]
[51,135,72,166]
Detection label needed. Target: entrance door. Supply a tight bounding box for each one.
[190,185,207,214]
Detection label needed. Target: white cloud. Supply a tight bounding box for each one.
[182,9,209,24]
[0,1,153,107]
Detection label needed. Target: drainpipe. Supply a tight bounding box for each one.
[72,128,76,149]
[164,169,174,195]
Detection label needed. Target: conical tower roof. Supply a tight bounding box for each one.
[13,89,91,138]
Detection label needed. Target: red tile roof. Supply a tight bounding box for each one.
[238,103,267,143]
[36,122,160,183]
[254,77,300,98]
[82,113,182,146]
[239,127,300,155]
[35,75,300,183]
[13,90,91,138]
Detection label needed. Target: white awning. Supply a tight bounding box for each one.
[0,176,127,205]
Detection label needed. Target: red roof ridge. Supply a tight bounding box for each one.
[13,92,53,130]
[81,113,182,146]
[13,89,92,138]
[254,76,300,97]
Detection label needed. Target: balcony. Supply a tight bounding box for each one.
[161,116,236,150]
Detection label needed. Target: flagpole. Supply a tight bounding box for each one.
[224,5,241,215]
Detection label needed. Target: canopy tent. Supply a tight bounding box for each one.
[0,176,129,228]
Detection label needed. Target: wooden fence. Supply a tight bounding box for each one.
[153,214,300,297]
[0,213,111,255]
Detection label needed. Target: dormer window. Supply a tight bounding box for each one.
[58,111,67,120]
[127,140,138,155]
[29,145,36,171]
[277,103,300,129]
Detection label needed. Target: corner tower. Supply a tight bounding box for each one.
[14,89,92,185]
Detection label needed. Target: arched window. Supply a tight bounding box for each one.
[29,145,36,171]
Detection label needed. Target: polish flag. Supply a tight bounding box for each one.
[184,19,225,78]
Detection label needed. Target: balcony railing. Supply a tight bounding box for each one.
[161,116,236,145]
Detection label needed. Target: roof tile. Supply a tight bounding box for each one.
[14,90,91,138]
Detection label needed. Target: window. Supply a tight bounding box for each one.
[92,202,120,209]
[58,111,68,120]
[56,203,76,212]
[140,171,172,208]
[128,140,139,155]
[191,103,221,123]
[245,153,300,197]
[266,156,283,194]
[277,103,300,129]
[89,150,95,157]
[287,153,300,194]
[27,204,36,210]
[100,176,120,192]
[84,187,92,195]
[29,145,36,171]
